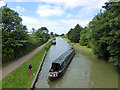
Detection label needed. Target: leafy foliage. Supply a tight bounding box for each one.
[61,34,67,38]
[2,6,28,62]
[79,27,88,46]
[80,2,120,71]
[60,34,64,37]
[67,24,83,43]
[54,33,59,37]
[1,6,50,63]
[66,2,120,71]
[89,2,120,71]
[35,27,50,44]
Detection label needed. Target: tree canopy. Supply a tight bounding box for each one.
[2,6,28,62]
[1,6,50,63]
[89,2,120,70]
[67,24,83,43]
[65,1,120,72]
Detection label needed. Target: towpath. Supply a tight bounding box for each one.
[1,39,52,80]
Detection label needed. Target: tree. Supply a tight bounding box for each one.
[60,34,64,37]
[2,6,28,62]
[1,5,50,63]
[50,32,54,35]
[89,2,120,71]
[79,27,88,46]
[35,27,50,43]
[31,28,35,34]
[55,33,59,37]
[67,24,83,43]
[40,27,49,34]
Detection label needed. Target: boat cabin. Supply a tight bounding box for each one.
[50,63,60,72]
[49,49,74,72]
[51,40,56,45]
[49,48,75,80]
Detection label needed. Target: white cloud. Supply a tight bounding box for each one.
[11,6,25,12]
[36,0,86,8]
[20,16,71,34]
[61,19,80,27]
[77,7,94,19]
[37,5,64,17]
[16,6,25,12]
[21,16,39,24]
[61,19,91,29]
[3,0,28,2]
[4,0,109,34]
[0,1,6,7]
[35,0,108,9]
[66,14,74,18]
[36,0,109,17]
[3,0,109,8]
[36,0,108,18]
[20,15,91,34]
[20,16,40,32]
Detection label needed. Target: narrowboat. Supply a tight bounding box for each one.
[51,40,56,45]
[53,38,56,40]
[48,48,75,80]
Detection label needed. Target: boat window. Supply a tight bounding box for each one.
[58,61,66,70]
[58,65,63,70]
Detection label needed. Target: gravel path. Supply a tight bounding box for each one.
[1,39,51,80]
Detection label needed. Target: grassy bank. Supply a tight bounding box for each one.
[63,38,98,59]
[2,40,52,88]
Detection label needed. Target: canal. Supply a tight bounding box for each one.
[35,37,118,88]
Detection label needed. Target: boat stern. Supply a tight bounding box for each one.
[48,72,58,80]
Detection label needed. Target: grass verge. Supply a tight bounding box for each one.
[2,40,52,88]
[62,38,97,59]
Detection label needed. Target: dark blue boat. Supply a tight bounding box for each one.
[48,48,75,80]
[51,40,56,45]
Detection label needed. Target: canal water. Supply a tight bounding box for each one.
[35,37,118,88]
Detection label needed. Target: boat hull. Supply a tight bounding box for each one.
[49,51,75,80]
[51,40,56,45]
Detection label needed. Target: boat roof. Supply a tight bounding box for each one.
[52,49,74,65]
[52,40,56,42]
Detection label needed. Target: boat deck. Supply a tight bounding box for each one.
[52,49,73,65]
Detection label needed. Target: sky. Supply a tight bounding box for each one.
[1,0,109,34]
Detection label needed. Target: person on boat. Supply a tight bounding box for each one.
[29,63,32,75]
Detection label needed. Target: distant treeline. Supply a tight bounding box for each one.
[65,2,120,72]
[1,5,50,63]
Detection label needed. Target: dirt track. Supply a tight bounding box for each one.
[2,39,51,80]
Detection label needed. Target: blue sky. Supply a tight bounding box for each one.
[1,0,108,34]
